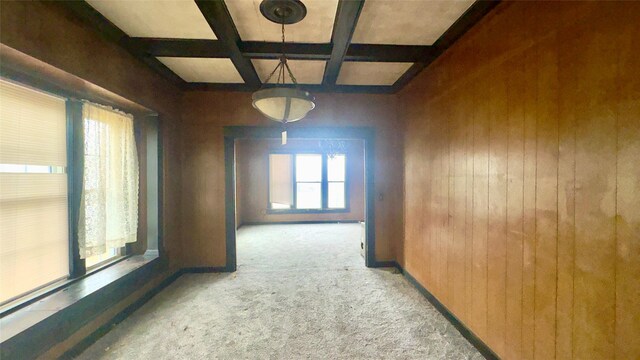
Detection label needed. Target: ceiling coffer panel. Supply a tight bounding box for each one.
[157,57,244,83]
[351,0,475,46]
[224,0,339,43]
[252,60,326,85]
[337,62,413,86]
[86,0,217,39]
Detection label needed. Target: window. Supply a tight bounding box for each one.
[0,80,69,304]
[79,103,139,269]
[0,79,142,308]
[268,152,347,212]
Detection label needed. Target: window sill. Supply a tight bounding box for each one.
[0,253,161,359]
[0,255,128,317]
[267,208,350,215]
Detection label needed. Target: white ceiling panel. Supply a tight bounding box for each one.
[224,0,338,43]
[86,0,216,39]
[352,0,474,45]
[157,57,243,83]
[337,62,412,86]
[252,60,326,84]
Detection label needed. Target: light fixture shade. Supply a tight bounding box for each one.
[252,87,315,122]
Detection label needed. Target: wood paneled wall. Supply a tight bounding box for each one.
[235,138,365,226]
[180,91,403,267]
[399,2,639,359]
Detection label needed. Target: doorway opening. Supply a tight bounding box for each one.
[223,126,377,271]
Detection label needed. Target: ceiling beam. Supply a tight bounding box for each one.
[123,39,435,63]
[391,0,500,92]
[61,0,499,94]
[345,44,436,63]
[239,42,331,61]
[123,38,229,58]
[194,0,261,88]
[186,83,394,94]
[58,1,185,87]
[322,0,365,85]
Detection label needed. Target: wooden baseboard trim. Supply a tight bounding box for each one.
[370,260,402,271]
[402,269,499,360]
[240,220,362,226]
[182,266,230,273]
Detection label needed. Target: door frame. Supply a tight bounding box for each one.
[223,125,377,270]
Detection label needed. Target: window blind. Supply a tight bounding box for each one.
[0,79,69,304]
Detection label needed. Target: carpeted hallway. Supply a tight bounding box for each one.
[78,224,482,359]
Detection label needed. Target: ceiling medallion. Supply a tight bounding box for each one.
[252,0,315,145]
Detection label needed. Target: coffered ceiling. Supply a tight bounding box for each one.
[66,0,499,93]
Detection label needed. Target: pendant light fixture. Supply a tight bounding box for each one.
[252,0,316,144]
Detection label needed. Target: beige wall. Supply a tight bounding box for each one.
[235,138,365,225]
[399,2,640,359]
[180,91,403,267]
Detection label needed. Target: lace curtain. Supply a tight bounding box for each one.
[78,102,139,258]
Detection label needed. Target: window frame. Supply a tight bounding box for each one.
[267,150,350,214]
[0,80,160,315]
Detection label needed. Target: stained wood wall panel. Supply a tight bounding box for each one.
[533,33,559,360]
[399,2,640,359]
[487,59,508,356]
[615,8,640,359]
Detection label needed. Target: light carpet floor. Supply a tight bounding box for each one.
[78,224,483,359]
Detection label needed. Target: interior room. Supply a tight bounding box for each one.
[0,1,637,359]
[235,136,367,267]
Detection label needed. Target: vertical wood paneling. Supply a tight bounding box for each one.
[487,59,508,357]
[555,20,577,360]
[572,13,618,359]
[471,75,489,338]
[505,55,525,360]
[441,99,451,305]
[533,33,559,360]
[399,2,639,359]
[615,8,640,359]
[451,89,467,317]
[463,85,475,326]
[421,114,433,288]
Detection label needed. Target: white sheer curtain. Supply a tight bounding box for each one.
[78,102,139,259]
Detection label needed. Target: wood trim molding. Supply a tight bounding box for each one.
[123,39,437,63]
[403,269,500,360]
[322,0,365,85]
[194,0,261,88]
